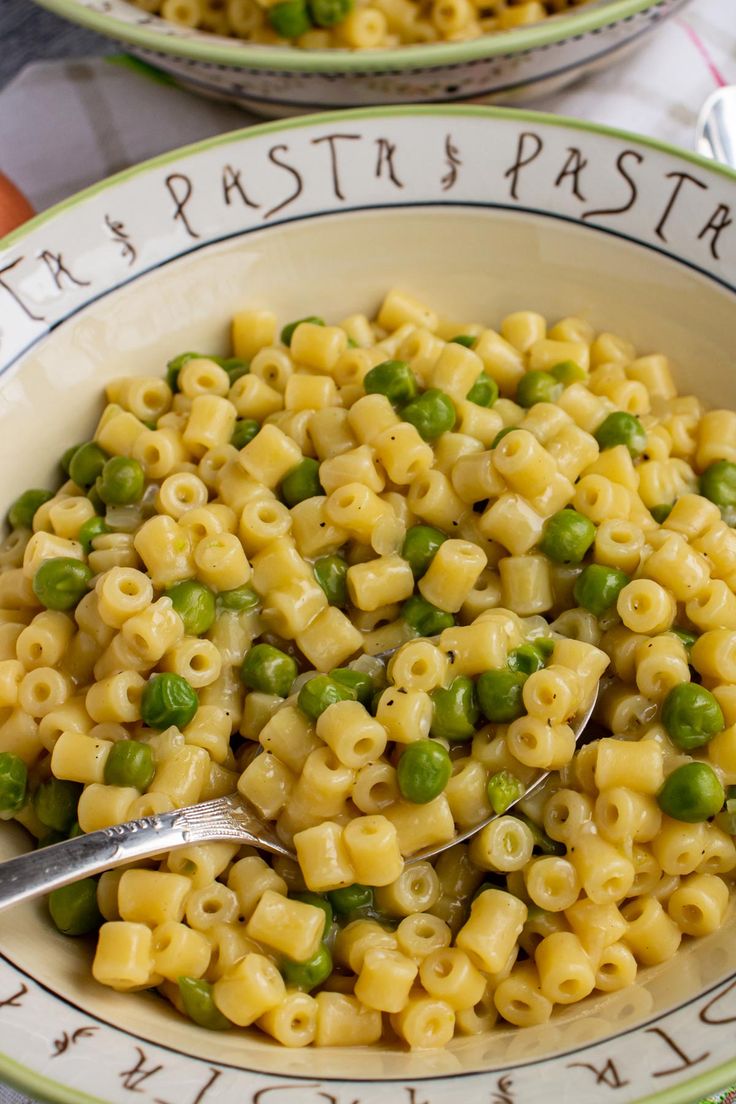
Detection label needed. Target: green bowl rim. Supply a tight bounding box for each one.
[0,103,735,1104]
[33,0,676,74]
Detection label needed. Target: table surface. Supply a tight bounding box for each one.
[1,0,113,90]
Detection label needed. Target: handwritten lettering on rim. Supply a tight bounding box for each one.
[92,976,736,1102]
[0,120,733,354]
[1,971,736,1103]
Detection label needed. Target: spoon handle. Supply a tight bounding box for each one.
[697,87,736,169]
[0,795,288,913]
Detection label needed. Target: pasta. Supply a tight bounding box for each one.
[3,289,736,1054]
[128,0,594,50]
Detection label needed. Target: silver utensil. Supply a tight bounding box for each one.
[0,689,598,913]
[696,85,736,169]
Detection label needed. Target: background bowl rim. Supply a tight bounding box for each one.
[3,101,736,257]
[31,0,677,73]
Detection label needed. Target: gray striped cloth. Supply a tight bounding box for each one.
[0,1089,39,1104]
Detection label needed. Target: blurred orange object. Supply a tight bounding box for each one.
[0,173,34,238]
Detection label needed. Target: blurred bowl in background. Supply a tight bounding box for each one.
[31,0,691,116]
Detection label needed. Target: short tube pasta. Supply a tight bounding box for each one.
[4,290,736,1055]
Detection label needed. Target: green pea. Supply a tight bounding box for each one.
[516,371,563,408]
[104,740,156,790]
[539,508,596,564]
[241,644,297,698]
[218,585,260,612]
[397,739,452,804]
[487,770,526,815]
[0,752,27,813]
[363,359,418,406]
[507,643,546,676]
[178,977,231,1030]
[573,564,630,617]
[281,316,325,347]
[281,944,332,991]
[68,821,83,839]
[518,813,565,855]
[477,669,526,724]
[672,627,698,651]
[466,373,499,408]
[402,525,446,579]
[550,360,587,386]
[77,516,109,555]
[369,688,384,716]
[700,460,736,510]
[231,419,260,449]
[329,668,373,706]
[450,335,477,349]
[491,426,517,449]
[68,443,108,489]
[650,503,674,524]
[401,388,456,441]
[268,0,313,34]
[8,489,54,530]
[87,485,105,515]
[281,458,323,508]
[34,778,82,833]
[61,443,84,477]
[292,891,333,937]
[430,677,478,742]
[298,675,353,721]
[594,412,647,459]
[402,594,455,637]
[165,351,200,392]
[140,673,198,731]
[661,683,724,750]
[213,356,249,385]
[657,762,725,822]
[98,456,145,506]
[535,638,555,660]
[33,557,92,611]
[165,580,217,636]
[49,878,102,936]
[314,555,348,607]
[308,0,353,26]
[328,883,374,915]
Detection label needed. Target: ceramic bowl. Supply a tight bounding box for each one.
[32,0,691,115]
[1,105,735,1104]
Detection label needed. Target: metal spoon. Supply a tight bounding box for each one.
[695,85,736,169]
[0,688,598,913]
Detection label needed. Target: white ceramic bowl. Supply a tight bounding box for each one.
[1,105,735,1104]
[32,0,691,115]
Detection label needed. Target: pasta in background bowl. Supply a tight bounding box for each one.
[29,0,690,115]
[0,105,735,1104]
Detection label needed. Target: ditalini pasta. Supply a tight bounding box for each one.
[2,290,736,1050]
[129,0,593,51]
